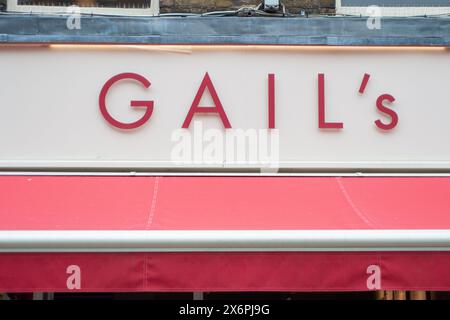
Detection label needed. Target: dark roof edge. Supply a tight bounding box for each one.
[0,15,449,46]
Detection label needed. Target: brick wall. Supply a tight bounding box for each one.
[160,0,335,15]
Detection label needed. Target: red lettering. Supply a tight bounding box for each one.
[318,73,343,129]
[182,72,231,129]
[375,94,397,130]
[268,73,275,129]
[98,72,398,133]
[99,73,153,129]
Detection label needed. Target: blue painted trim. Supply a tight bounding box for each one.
[0,15,449,46]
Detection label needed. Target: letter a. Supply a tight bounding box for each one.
[66,265,81,290]
[366,264,381,290]
[182,72,231,129]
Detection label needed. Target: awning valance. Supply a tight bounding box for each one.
[1,175,450,292]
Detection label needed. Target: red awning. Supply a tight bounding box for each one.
[1,175,450,292]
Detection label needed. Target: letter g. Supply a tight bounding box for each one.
[99,72,154,129]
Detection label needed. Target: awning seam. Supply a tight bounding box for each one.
[146,176,160,229]
[335,177,378,229]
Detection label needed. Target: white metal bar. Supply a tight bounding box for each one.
[337,6,450,17]
[1,230,450,252]
[3,160,450,169]
[2,171,450,177]
[6,0,160,16]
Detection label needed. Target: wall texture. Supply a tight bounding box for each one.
[160,0,336,15]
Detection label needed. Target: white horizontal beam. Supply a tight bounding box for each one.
[1,230,450,252]
[3,171,450,177]
[3,160,450,170]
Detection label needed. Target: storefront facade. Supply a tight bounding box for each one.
[0,14,450,297]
